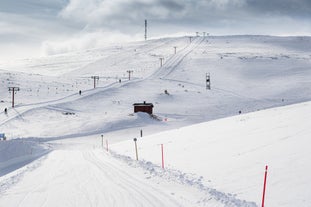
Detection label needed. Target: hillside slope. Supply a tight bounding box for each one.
[0,35,310,140]
[0,35,310,207]
[112,101,311,207]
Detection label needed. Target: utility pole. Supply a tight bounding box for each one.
[127,70,134,80]
[174,46,177,54]
[206,73,211,90]
[91,76,99,88]
[8,87,20,108]
[189,36,193,43]
[144,19,147,41]
[159,57,164,67]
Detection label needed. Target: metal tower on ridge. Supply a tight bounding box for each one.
[145,19,147,41]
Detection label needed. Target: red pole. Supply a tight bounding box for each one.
[161,144,164,169]
[261,165,268,207]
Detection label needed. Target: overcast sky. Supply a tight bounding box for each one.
[1,0,311,60]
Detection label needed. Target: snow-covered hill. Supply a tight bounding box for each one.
[1,36,310,139]
[112,101,311,207]
[0,35,310,206]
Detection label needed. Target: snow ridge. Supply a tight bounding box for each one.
[0,154,48,194]
[110,150,257,207]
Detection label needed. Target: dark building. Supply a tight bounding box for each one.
[133,101,154,114]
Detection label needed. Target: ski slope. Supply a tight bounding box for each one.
[112,101,311,207]
[0,149,191,207]
[1,102,309,207]
[0,35,311,206]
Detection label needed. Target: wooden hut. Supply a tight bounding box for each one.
[133,101,154,114]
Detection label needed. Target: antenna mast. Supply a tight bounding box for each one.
[144,19,147,41]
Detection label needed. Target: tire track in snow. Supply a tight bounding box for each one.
[83,150,183,207]
[0,149,183,207]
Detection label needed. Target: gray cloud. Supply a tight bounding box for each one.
[59,0,250,33]
[1,0,311,60]
[245,0,311,17]
[0,0,68,16]
[60,0,186,25]
[59,0,311,35]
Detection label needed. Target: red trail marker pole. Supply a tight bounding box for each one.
[161,144,164,169]
[261,165,268,207]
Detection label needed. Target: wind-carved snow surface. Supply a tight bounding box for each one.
[111,151,257,207]
[0,35,310,206]
[0,139,51,176]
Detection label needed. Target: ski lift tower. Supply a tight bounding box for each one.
[8,87,20,108]
[91,76,99,88]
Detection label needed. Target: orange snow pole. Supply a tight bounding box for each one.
[261,165,268,207]
[161,144,164,169]
[133,138,138,160]
[101,135,104,148]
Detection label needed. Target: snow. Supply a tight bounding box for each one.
[1,150,189,207]
[0,139,51,176]
[0,35,311,206]
[112,101,311,207]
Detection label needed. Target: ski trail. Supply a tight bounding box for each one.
[0,149,184,207]
[66,37,178,76]
[83,150,183,207]
[149,37,205,79]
